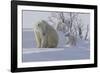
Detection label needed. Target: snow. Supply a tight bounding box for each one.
[22,48,90,62]
[23,48,64,54]
[22,30,90,62]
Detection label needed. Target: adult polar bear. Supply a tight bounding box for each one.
[33,20,59,48]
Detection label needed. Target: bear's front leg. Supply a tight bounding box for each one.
[40,36,47,48]
[34,31,41,48]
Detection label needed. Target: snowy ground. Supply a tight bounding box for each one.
[22,41,90,62]
[22,30,90,62]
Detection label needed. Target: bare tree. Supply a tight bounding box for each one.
[84,25,89,40]
[77,23,84,40]
[48,12,87,46]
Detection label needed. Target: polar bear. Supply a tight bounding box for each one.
[33,20,59,48]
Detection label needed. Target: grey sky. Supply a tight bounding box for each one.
[22,10,51,28]
[22,10,90,29]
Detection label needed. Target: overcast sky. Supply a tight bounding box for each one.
[22,10,90,29]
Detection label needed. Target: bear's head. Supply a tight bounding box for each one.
[35,20,47,36]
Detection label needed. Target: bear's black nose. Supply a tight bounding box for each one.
[43,32,45,36]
